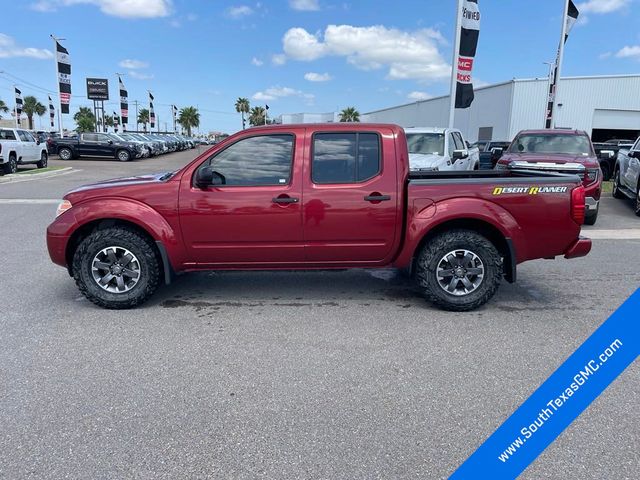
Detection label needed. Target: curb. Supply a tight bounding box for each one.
[0,167,74,184]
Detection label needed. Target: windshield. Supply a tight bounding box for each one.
[509,134,592,155]
[406,133,445,156]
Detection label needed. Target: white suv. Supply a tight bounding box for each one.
[404,127,480,171]
[0,128,49,175]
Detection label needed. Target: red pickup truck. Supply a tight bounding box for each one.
[47,123,591,312]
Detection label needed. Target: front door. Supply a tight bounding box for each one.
[179,133,304,265]
[303,130,399,264]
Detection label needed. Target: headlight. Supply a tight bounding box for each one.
[585,169,599,185]
[56,200,72,217]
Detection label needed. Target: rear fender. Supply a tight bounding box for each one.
[394,197,527,272]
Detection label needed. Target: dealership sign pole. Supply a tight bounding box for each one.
[546,0,579,129]
[51,35,71,137]
[448,0,481,129]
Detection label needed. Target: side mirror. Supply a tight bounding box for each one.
[36,139,41,145]
[491,148,504,160]
[452,149,468,160]
[195,166,225,188]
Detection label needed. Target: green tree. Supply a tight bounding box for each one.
[138,108,150,132]
[104,114,114,130]
[248,106,266,126]
[177,106,200,136]
[22,96,46,130]
[235,97,250,129]
[73,106,96,133]
[0,99,8,119]
[339,107,360,122]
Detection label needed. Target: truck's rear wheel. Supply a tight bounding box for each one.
[415,229,502,311]
[4,154,17,174]
[584,204,599,225]
[72,227,160,309]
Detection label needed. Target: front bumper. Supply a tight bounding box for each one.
[585,196,599,211]
[564,237,592,259]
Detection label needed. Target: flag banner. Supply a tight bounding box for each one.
[450,288,639,479]
[149,92,155,129]
[48,95,55,128]
[545,0,579,128]
[455,0,480,109]
[56,40,71,114]
[15,87,23,126]
[118,76,128,127]
[113,111,119,133]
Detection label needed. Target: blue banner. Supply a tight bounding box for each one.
[450,289,640,479]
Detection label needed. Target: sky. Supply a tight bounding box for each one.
[0,0,639,134]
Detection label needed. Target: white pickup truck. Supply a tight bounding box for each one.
[404,127,480,171]
[0,128,48,175]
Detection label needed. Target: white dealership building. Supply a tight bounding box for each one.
[361,74,640,143]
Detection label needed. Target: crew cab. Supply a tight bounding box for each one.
[47,124,591,312]
[0,127,48,174]
[495,129,602,225]
[405,127,480,172]
[612,137,640,215]
[54,132,143,162]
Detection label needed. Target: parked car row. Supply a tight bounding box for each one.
[50,132,198,162]
[0,127,49,174]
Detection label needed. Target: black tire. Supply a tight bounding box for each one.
[600,163,610,182]
[116,149,131,162]
[612,169,626,199]
[37,151,48,169]
[635,183,640,217]
[415,229,502,312]
[72,227,160,309]
[3,154,17,174]
[584,205,599,226]
[58,147,73,161]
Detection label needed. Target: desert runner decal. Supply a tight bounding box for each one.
[492,186,569,195]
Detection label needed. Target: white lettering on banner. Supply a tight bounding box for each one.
[461,1,480,31]
[58,73,71,84]
[56,52,70,63]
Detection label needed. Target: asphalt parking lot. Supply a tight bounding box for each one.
[0,150,638,479]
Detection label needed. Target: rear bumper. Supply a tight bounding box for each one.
[564,236,592,259]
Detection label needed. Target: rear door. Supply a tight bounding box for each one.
[302,129,399,264]
[179,132,304,265]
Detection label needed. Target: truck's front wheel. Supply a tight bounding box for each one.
[72,227,160,309]
[415,230,502,311]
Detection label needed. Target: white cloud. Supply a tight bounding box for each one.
[227,5,253,18]
[615,45,640,59]
[271,53,287,65]
[119,59,149,69]
[598,51,612,59]
[0,33,52,59]
[31,0,172,18]
[252,86,314,104]
[576,0,630,13]
[128,70,154,80]
[304,72,332,82]
[407,91,431,101]
[282,24,450,81]
[251,57,264,66]
[289,0,320,11]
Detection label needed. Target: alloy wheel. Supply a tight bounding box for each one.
[436,249,485,296]
[91,246,141,294]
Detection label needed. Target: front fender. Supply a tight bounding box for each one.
[48,197,186,269]
[394,197,527,268]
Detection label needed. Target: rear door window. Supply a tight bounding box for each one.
[312,133,380,184]
[0,130,17,140]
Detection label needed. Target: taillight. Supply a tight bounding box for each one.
[571,185,586,225]
[583,168,599,186]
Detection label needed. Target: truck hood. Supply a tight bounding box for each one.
[409,153,446,170]
[65,172,173,197]
[500,153,596,166]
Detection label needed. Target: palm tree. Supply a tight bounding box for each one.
[73,107,96,133]
[104,114,114,131]
[22,96,46,130]
[177,106,200,136]
[0,99,8,119]
[249,106,266,126]
[235,97,250,129]
[339,107,360,122]
[138,108,150,132]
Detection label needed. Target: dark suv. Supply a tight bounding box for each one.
[55,132,143,161]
